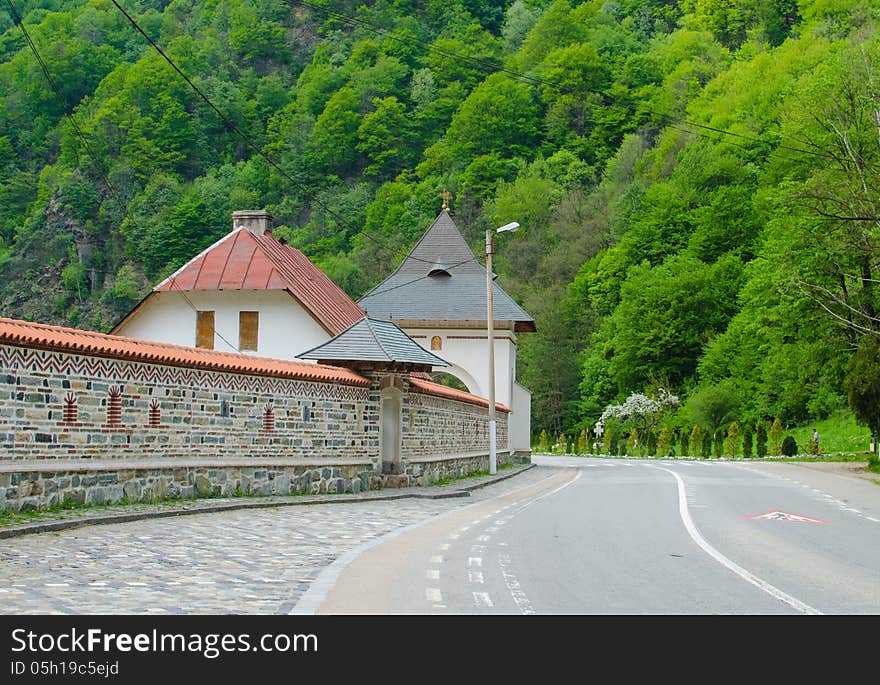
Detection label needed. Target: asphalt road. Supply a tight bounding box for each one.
[307,457,880,614]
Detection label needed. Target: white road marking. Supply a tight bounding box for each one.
[293,466,571,614]
[430,555,443,564]
[499,553,536,615]
[653,465,823,615]
[477,535,491,542]
[468,571,484,583]
[427,569,440,580]
[468,557,482,568]
[426,588,442,603]
[472,591,493,607]
[867,517,880,523]
[439,543,450,551]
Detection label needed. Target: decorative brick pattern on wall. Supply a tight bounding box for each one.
[0,344,375,464]
[404,390,508,458]
[0,344,511,511]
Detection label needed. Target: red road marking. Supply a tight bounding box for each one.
[745,510,826,524]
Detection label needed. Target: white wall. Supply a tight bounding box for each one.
[403,326,532,453]
[510,381,532,453]
[402,327,516,408]
[115,290,330,361]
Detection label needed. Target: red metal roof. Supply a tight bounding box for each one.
[0,317,370,386]
[409,376,510,413]
[153,229,365,335]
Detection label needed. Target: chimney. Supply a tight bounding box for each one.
[232,210,273,235]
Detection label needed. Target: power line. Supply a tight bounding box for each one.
[167,277,244,353]
[359,255,479,300]
[6,0,248,349]
[106,0,443,267]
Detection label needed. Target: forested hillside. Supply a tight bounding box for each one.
[2,0,880,444]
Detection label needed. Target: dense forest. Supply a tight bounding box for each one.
[2,0,880,447]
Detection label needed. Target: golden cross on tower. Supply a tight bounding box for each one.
[440,189,452,211]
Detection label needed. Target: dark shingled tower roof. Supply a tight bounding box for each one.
[358,210,536,332]
[297,318,449,371]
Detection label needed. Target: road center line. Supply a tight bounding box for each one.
[653,465,822,615]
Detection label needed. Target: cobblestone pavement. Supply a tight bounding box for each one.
[0,467,549,615]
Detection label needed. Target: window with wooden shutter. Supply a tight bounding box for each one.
[196,311,215,349]
[239,311,259,351]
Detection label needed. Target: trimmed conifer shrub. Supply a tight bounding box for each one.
[770,418,783,456]
[646,429,657,457]
[701,432,712,458]
[742,424,753,458]
[724,421,740,457]
[689,425,703,457]
[657,427,671,456]
[755,422,768,458]
[538,429,549,452]
[781,435,798,457]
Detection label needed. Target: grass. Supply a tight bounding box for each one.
[785,411,872,455]
[430,461,516,487]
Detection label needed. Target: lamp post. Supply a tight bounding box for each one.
[486,221,519,475]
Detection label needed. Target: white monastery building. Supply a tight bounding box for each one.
[359,209,535,455]
[111,208,534,455]
[111,210,365,360]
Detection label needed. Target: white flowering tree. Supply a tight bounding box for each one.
[595,389,679,452]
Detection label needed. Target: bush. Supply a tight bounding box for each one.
[713,429,723,458]
[781,435,798,457]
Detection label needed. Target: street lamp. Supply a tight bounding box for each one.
[486,221,519,475]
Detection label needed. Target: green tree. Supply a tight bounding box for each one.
[443,73,541,164]
[844,336,880,443]
[357,96,412,179]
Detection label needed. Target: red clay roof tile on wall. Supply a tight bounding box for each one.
[154,229,365,335]
[408,376,510,413]
[0,317,370,386]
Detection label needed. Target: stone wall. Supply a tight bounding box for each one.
[0,344,374,463]
[403,388,508,459]
[0,344,512,511]
[0,461,378,513]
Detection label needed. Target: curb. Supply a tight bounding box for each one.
[0,464,536,539]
